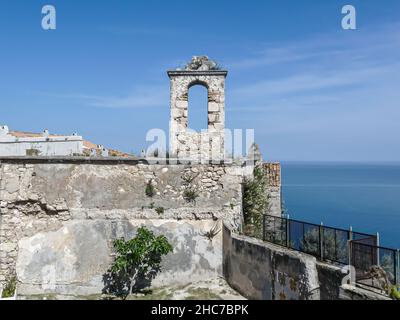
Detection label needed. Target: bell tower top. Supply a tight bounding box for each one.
[167,56,228,77]
[167,56,227,161]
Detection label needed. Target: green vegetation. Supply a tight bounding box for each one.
[25,149,40,156]
[183,188,199,203]
[103,227,173,299]
[243,165,269,238]
[201,224,221,242]
[185,288,221,300]
[1,277,16,298]
[389,286,400,300]
[145,180,156,198]
[155,207,165,215]
[181,172,200,203]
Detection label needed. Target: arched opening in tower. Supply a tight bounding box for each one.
[188,84,208,133]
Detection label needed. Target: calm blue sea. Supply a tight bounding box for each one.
[281,162,400,249]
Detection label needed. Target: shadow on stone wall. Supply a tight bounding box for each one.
[102,268,158,299]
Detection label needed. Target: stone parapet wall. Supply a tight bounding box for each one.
[0,158,282,296]
[223,224,348,300]
[264,163,281,188]
[0,160,246,292]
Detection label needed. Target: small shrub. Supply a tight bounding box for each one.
[103,227,173,299]
[390,286,400,300]
[181,173,198,186]
[183,188,199,203]
[243,165,269,238]
[1,277,16,298]
[145,180,156,198]
[155,207,164,215]
[202,224,221,242]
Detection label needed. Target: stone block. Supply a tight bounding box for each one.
[208,102,220,112]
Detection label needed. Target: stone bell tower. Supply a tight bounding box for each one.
[167,56,227,162]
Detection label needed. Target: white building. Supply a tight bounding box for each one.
[0,125,84,157]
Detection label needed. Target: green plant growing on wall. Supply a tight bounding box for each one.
[243,165,268,239]
[1,277,16,298]
[145,180,156,198]
[181,172,200,204]
[103,227,173,299]
[183,188,199,203]
[181,172,199,186]
[201,223,221,242]
[155,207,165,215]
[26,149,40,157]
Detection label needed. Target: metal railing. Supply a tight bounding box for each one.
[350,240,399,291]
[263,215,376,264]
[262,214,399,292]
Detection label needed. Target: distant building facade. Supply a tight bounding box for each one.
[0,125,84,157]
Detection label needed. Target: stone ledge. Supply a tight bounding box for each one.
[0,156,258,166]
[167,70,228,77]
[340,284,392,300]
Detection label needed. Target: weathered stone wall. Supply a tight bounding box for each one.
[0,160,246,295]
[16,219,223,296]
[223,225,347,300]
[264,163,281,217]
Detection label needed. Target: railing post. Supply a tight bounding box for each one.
[320,222,324,261]
[286,215,290,248]
[397,249,400,288]
[347,240,354,285]
[349,226,353,264]
[376,232,380,267]
[262,215,266,242]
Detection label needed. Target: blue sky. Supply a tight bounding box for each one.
[0,0,399,161]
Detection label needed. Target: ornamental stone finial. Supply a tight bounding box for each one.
[182,56,219,71]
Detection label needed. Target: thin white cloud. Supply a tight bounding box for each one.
[35,85,168,109]
[101,26,180,37]
[228,22,400,118]
[87,86,167,108]
[229,22,400,70]
[232,63,398,101]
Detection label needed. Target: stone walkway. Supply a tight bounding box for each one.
[127,277,246,300]
[19,277,246,300]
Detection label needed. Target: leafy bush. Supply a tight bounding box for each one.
[103,227,173,299]
[1,277,16,298]
[390,286,400,300]
[155,207,164,215]
[243,166,268,238]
